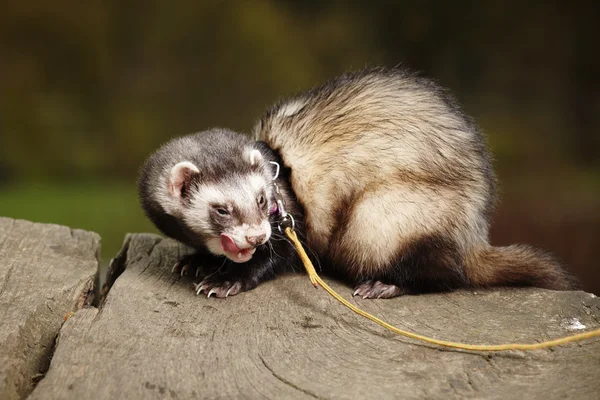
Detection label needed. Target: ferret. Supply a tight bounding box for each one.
[138,128,304,297]
[254,67,575,298]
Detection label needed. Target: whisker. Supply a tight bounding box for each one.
[203,258,228,280]
[267,240,285,260]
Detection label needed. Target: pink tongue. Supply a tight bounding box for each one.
[221,234,241,254]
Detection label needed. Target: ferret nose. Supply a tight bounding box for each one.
[245,234,266,247]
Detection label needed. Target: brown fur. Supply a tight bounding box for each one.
[467,245,574,290]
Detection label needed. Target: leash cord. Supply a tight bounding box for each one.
[284,227,600,351]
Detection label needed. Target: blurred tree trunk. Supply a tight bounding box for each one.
[564,4,599,165]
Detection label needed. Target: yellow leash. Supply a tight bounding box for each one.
[285,227,600,351]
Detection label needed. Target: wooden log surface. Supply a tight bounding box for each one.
[32,233,600,399]
[0,217,99,400]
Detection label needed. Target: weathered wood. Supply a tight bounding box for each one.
[0,217,99,400]
[33,233,600,399]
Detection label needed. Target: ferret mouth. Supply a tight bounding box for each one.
[225,247,256,263]
[220,234,257,263]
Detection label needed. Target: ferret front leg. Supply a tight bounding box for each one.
[194,256,279,298]
[171,251,221,278]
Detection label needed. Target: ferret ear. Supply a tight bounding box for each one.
[246,148,264,167]
[169,161,200,198]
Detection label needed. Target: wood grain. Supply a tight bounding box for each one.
[33,233,600,399]
[0,217,99,400]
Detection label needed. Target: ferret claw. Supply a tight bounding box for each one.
[226,287,233,297]
[180,264,189,276]
[195,284,204,295]
[171,262,181,274]
[352,289,360,297]
[207,288,216,298]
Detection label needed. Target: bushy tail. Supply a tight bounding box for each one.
[465,245,577,290]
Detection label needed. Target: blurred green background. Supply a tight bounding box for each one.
[1,1,598,293]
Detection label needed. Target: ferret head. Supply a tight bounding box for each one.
[164,147,274,263]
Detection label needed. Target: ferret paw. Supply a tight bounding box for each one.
[171,255,204,277]
[352,280,404,299]
[194,278,243,298]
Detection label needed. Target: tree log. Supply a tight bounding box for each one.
[30,233,600,399]
[0,218,99,400]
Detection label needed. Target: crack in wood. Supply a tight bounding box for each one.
[258,354,323,399]
[0,262,15,297]
[99,235,132,305]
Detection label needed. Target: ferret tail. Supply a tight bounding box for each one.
[465,244,577,290]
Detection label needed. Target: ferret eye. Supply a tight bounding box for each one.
[215,208,229,216]
[258,195,266,206]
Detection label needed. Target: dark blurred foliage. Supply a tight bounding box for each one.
[0,1,598,292]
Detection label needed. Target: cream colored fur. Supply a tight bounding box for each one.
[254,71,493,274]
